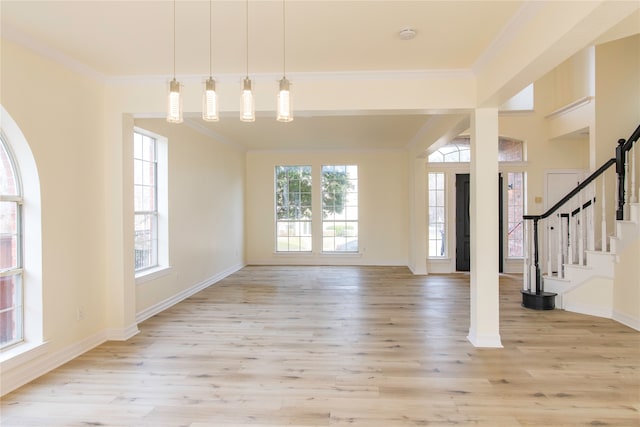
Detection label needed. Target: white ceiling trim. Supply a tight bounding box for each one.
[105,69,475,86]
[183,117,247,151]
[471,1,545,75]
[1,22,106,84]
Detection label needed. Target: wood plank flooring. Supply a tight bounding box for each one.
[1,266,639,426]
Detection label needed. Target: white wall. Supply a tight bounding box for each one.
[245,150,409,266]
[1,39,108,393]
[0,39,247,395]
[133,120,245,317]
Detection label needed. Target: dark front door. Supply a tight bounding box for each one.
[455,173,504,272]
[456,174,471,271]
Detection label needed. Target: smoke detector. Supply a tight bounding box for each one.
[398,28,417,40]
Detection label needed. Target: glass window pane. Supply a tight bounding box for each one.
[0,201,18,270]
[322,165,358,253]
[0,139,19,196]
[0,274,23,346]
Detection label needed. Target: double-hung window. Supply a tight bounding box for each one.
[134,131,159,271]
[275,166,312,252]
[0,135,23,349]
[322,165,358,252]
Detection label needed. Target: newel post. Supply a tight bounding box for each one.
[616,138,626,220]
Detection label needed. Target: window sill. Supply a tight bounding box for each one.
[0,340,50,371]
[428,257,451,261]
[320,252,362,257]
[135,265,173,285]
[272,252,363,257]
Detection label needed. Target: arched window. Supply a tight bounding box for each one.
[1,134,23,348]
[0,105,43,357]
[428,136,524,163]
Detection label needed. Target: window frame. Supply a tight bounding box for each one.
[428,171,447,258]
[506,171,525,259]
[274,165,313,253]
[133,127,170,282]
[1,133,24,350]
[321,164,358,253]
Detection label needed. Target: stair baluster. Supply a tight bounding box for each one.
[557,214,563,278]
[578,189,585,265]
[631,145,637,203]
[547,218,552,276]
[601,177,607,252]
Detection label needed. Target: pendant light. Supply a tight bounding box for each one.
[276,0,292,122]
[240,0,255,122]
[203,0,219,121]
[167,0,183,124]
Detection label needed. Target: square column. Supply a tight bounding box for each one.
[468,108,502,348]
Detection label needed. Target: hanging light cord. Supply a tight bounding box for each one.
[282,0,286,78]
[173,0,176,79]
[245,0,249,78]
[209,0,212,78]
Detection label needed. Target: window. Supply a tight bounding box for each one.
[322,165,358,252]
[275,166,312,252]
[507,172,525,257]
[428,137,523,163]
[1,135,23,349]
[134,131,158,271]
[428,172,446,257]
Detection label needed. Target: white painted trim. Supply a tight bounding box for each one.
[0,331,107,396]
[0,341,50,370]
[472,1,544,74]
[135,265,173,285]
[135,263,245,324]
[563,301,613,320]
[2,22,106,83]
[467,332,503,348]
[612,310,640,331]
[182,118,246,151]
[106,69,475,86]
[105,324,140,341]
[544,96,594,119]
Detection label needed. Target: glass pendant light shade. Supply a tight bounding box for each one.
[167,78,183,124]
[276,77,293,122]
[240,77,255,122]
[202,78,219,122]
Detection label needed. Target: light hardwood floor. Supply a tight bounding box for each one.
[1,266,639,426]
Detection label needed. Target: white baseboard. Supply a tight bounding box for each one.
[106,323,140,341]
[564,301,613,320]
[136,262,245,324]
[1,330,107,396]
[467,331,503,348]
[612,310,640,331]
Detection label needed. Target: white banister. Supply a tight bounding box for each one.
[556,214,563,278]
[578,190,585,266]
[523,219,529,291]
[587,183,595,252]
[547,218,552,276]
[601,177,607,252]
[568,200,574,265]
[631,145,637,204]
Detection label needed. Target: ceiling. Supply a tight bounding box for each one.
[0,0,599,151]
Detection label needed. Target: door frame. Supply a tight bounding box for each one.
[455,173,504,272]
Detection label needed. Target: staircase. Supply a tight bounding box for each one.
[543,202,639,317]
[522,124,639,323]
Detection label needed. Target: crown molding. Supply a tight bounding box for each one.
[105,69,475,86]
[2,23,106,83]
[472,1,545,75]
